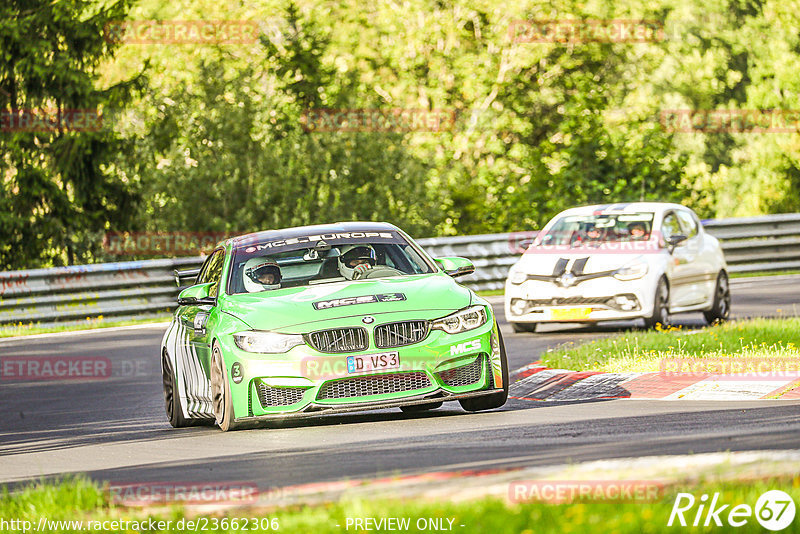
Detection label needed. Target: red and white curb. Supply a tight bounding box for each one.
[183,450,800,511]
[509,364,800,401]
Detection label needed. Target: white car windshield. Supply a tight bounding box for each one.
[536,212,655,247]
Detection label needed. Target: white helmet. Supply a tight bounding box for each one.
[243,257,282,292]
[337,245,376,279]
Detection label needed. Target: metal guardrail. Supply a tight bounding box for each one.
[1,213,799,326]
[0,258,201,326]
[702,213,800,271]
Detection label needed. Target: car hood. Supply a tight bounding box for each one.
[221,274,474,331]
[515,250,656,276]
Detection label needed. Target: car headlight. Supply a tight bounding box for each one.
[431,305,488,334]
[508,265,527,285]
[614,261,649,281]
[232,331,305,353]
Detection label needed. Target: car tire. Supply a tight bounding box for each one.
[211,343,239,432]
[400,401,444,413]
[162,350,192,428]
[644,277,671,329]
[459,328,509,412]
[511,322,537,333]
[703,271,731,325]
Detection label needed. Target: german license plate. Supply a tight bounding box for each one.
[346,351,400,373]
[551,307,592,320]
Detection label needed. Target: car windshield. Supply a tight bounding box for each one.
[227,231,437,295]
[535,212,655,247]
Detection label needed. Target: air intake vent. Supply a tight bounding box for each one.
[317,372,431,400]
[437,355,484,387]
[256,382,308,407]
[374,320,429,348]
[306,327,368,353]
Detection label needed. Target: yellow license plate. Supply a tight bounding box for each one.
[551,307,592,320]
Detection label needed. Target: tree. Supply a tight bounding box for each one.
[125,4,443,241]
[0,0,143,269]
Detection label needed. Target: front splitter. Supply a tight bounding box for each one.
[235,388,505,423]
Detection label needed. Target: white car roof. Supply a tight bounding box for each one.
[554,202,690,218]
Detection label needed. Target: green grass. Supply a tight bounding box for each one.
[476,289,504,297]
[0,315,171,338]
[730,270,800,278]
[539,317,800,373]
[1,476,798,533]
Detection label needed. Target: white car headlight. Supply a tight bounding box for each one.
[233,331,305,353]
[614,261,649,281]
[431,305,488,334]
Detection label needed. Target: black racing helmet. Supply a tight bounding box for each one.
[340,245,376,268]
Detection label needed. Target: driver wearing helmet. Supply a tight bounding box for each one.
[243,257,282,292]
[584,223,603,241]
[338,245,376,280]
[627,221,648,240]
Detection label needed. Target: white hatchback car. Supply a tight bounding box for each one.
[504,202,730,332]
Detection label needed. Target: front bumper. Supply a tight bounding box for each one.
[504,275,656,324]
[218,315,503,421]
[234,389,498,423]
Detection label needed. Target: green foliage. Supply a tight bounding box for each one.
[5,0,800,267]
[0,0,144,269]
[122,5,442,240]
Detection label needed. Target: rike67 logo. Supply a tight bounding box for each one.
[668,490,796,531]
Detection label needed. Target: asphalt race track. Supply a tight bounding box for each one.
[1,276,799,490]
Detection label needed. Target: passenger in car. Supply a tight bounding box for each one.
[628,222,649,240]
[584,224,603,241]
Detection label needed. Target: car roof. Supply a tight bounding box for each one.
[224,221,402,248]
[554,202,691,218]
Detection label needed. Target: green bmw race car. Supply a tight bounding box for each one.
[161,222,508,431]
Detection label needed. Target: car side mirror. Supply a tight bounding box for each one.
[177,282,216,306]
[174,267,201,289]
[666,234,688,252]
[435,257,475,278]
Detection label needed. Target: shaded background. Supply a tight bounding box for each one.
[2,0,799,270]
